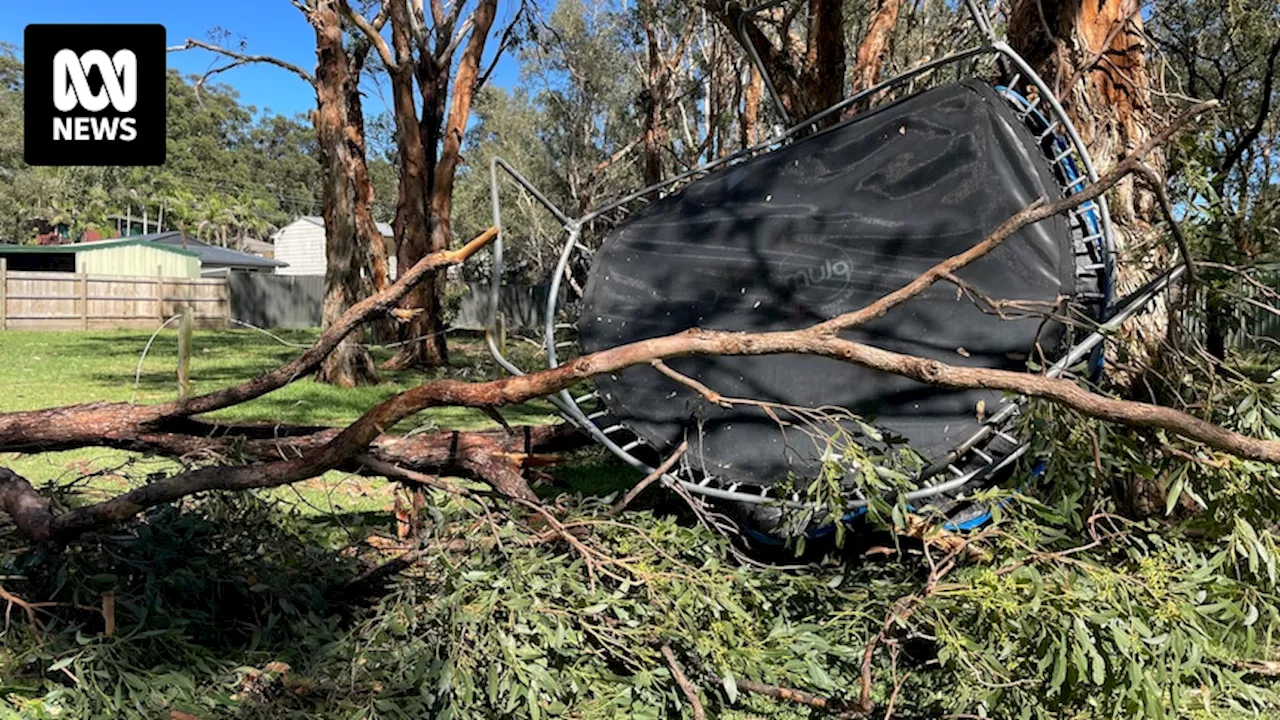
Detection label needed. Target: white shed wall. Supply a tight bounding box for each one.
[273,217,396,278]
[273,219,327,276]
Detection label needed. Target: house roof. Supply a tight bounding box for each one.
[142,232,288,269]
[0,236,201,258]
[297,215,394,237]
[236,237,276,255]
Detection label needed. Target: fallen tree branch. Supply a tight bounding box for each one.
[0,102,1247,542]
[10,306,1280,542]
[696,662,864,718]
[661,644,706,720]
[608,441,688,517]
[354,456,475,498]
[20,302,1279,539]
[0,227,499,453]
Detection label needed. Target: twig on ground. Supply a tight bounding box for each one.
[0,585,45,635]
[608,441,688,517]
[356,456,473,497]
[661,644,706,720]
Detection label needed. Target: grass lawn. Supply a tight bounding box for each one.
[0,327,578,515]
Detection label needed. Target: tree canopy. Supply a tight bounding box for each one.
[0,45,321,246]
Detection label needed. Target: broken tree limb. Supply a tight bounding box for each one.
[661,644,706,720]
[0,227,499,453]
[0,101,1209,457]
[16,305,1280,543]
[0,100,1249,543]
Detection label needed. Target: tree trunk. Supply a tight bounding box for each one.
[1010,0,1173,517]
[381,0,442,370]
[386,0,498,370]
[804,0,845,114]
[742,64,762,146]
[1009,0,1168,390]
[345,46,396,344]
[312,1,379,387]
[642,1,666,191]
[708,0,844,124]
[851,0,903,94]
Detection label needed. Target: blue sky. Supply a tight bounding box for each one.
[1,0,524,120]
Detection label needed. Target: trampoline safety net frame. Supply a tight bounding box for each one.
[481,0,1160,513]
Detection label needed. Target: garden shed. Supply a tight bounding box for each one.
[0,238,201,278]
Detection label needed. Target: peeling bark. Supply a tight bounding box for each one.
[1009,0,1167,388]
[851,0,903,94]
[312,1,380,387]
[742,63,762,146]
[385,0,499,370]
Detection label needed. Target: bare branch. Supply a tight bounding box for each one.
[661,645,706,720]
[1130,161,1198,287]
[816,100,1217,334]
[175,38,316,86]
[609,441,688,516]
[476,0,531,91]
[1220,36,1280,180]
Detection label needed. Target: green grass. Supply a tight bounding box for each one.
[0,327,574,513]
[0,327,559,425]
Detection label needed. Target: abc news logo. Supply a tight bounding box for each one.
[24,24,166,166]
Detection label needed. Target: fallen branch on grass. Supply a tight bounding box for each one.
[0,227,500,453]
[2,101,1252,544]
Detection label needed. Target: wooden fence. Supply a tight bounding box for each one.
[0,261,229,331]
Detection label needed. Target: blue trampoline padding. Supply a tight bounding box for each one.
[995,85,1110,381]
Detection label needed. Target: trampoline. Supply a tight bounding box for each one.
[484,0,1184,534]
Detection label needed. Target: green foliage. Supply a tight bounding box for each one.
[0,44,320,244]
[0,494,357,719]
[452,0,647,284]
[921,513,1280,719]
[3,467,1279,719]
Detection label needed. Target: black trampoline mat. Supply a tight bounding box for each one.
[579,80,1072,486]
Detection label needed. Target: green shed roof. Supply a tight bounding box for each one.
[0,238,201,258]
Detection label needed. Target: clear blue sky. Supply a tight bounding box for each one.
[1,0,524,120]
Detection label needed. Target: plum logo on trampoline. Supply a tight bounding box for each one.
[786,252,856,302]
[24,24,166,166]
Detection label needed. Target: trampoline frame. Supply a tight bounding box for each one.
[481,1,1135,513]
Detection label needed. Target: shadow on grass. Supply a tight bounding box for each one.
[0,492,395,718]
